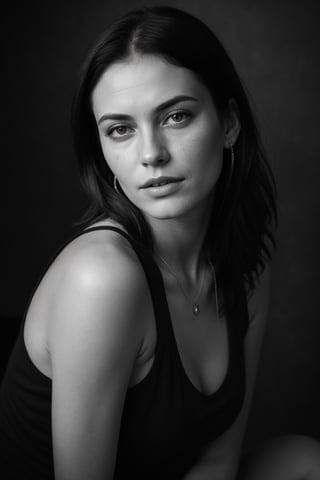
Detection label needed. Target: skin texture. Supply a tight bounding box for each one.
[92,54,234,224]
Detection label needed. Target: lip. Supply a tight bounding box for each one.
[140,176,184,189]
[141,177,184,198]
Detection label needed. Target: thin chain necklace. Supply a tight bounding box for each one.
[156,255,219,317]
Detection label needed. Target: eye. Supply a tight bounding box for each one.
[164,110,192,127]
[171,112,186,123]
[107,125,134,140]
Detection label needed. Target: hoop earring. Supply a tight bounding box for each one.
[230,143,234,174]
[113,175,120,193]
[228,143,234,182]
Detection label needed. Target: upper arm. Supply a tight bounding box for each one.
[49,241,147,480]
[185,266,271,479]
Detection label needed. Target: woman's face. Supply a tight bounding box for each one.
[92,54,231,223]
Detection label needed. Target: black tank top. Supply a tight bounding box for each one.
[0,226,248,479]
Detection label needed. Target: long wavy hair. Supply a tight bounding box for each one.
[71,5,277,313]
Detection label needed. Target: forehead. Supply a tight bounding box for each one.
[91,54,210,116]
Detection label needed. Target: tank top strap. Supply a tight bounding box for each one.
[69,226,172,338]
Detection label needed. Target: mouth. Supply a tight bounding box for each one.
[141,176,183,189]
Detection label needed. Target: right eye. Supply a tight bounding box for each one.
[107,125,134,140]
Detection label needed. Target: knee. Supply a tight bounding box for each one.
[274,434,320,474]
[269,435,320,480]
[242,434,320,480]
[291,435,320,478]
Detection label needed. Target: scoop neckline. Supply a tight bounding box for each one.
[125,246,234,400]
[156,267,232,400]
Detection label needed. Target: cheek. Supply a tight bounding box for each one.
[200,120,224,153]
[182,125,224,172]
[100,142,124,177]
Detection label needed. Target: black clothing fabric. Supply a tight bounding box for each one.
[0,226,249,479]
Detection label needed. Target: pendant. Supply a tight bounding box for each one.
[193,303,200,315]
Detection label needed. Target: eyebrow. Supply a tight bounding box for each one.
[97,94,198,125]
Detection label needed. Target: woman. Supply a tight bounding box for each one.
[1,5,319,480]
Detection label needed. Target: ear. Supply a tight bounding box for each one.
[223,98,241,148]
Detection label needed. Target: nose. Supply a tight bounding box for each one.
[140,129,170,167]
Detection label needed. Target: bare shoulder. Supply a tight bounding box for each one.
[47,223,149,363]
[58,222,141,282]
[53,222,145,302]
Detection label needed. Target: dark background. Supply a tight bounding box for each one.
[2,0,320,448]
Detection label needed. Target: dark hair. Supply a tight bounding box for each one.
[71,5,277,312]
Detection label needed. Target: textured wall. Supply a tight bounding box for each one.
[2,0,320,444]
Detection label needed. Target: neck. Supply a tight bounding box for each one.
[148,207,212,285]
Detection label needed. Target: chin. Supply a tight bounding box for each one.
[142,204,197,222]
[144,211,180,221]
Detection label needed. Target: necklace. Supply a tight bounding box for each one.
[157,255,219,317]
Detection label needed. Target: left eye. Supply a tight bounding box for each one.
[164,111,191,126]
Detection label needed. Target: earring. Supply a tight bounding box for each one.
[230,142,234,176]
[224,141,234,188]
[113,175,120,193]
